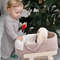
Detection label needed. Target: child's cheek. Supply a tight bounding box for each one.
[12,13,18,19]
[13,13,17,18]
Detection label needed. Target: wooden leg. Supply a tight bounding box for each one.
[21,56,24,60]
[22,58,34,60]
[48,56,54,60]
[29,58,34,60]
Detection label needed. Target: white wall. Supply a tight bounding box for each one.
[0,0,8,15]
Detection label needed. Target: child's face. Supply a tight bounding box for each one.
[8,3,23,20]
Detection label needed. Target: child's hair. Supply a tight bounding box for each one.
[5,0,23,12]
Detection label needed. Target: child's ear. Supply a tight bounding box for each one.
[7,8,11,13]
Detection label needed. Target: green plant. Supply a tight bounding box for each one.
[20,0,60,35]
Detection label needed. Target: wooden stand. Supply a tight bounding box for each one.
[21,51,57,60]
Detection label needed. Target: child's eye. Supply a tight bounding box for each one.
[13,6,17,7]
[12,5,19,8]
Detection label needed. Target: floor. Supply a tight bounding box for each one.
[0,15,60,60]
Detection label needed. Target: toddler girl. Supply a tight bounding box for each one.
[1,0,24,59]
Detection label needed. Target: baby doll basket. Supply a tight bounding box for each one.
[15,32,58,60]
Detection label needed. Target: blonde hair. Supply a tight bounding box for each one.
[5,0,23,11]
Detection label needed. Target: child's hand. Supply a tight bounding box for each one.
[17,36,23,40]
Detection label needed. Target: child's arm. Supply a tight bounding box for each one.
[5,20,23,40]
